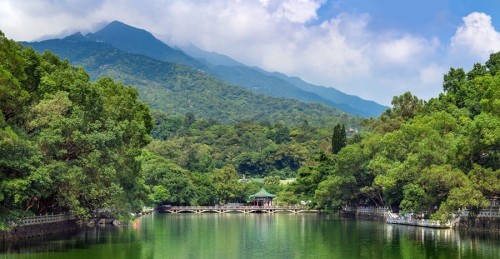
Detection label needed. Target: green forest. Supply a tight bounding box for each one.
[27,37,349,126]
[1,30,499,229]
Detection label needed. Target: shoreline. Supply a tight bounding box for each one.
[0,220,80,242]
[339,208,500,232]
[2,208,498,242]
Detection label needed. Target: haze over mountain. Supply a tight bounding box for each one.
[67,21,386,117]
[3,1,499,106]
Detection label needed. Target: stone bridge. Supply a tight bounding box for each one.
[166,206,314,214]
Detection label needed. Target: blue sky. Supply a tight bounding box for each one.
[0,0,499,105]
[315,0,499,38]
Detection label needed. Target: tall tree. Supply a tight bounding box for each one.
[212,165,241,204]
[485,52,500,75]
[332,123,346,154]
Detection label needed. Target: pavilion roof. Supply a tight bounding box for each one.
[249,188,276,198]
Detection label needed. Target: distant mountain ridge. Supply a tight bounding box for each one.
[269,72,386,116]
[26,34,347,126]
[83,21,387,117]
[87,21,203,69]
[181,44,246,67]
[182,44,387,117]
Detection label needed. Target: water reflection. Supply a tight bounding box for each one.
[1,214,498,258]
[384,222,499,258]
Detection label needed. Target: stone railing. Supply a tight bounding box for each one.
[343,206,388,215]
[461,207,500,218]
[11,213,76,227]
[385,212,462,228]
[386,218,444,228]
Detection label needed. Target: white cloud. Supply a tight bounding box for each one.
[419,63,445,86]
[3,1,493,105]
[450,12,500,60]
[0,0,104,40]
[274,0,325,23]
[259,0,271,7]
[376,35,438,65]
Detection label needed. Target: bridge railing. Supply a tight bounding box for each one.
[170,206,307,210]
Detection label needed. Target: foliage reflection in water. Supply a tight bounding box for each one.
[1,213,498,258]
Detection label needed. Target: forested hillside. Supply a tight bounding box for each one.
[26,36,348,126]
[287,54,499,219]
[2,29,497,228]
[31,21,386,118]
[142,114,350,206]
[1,31,360,228]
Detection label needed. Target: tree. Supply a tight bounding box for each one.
[212,165,241,204]
[267,123,290,144]
[0,31,153,224]
[331,123,346,154]
[262,175,282,195]
[190,172,217,205]
[184,112,196,126]
[0,67,29,120]
[443,68,467,95]
[315,174,356,209]
[485,52,500,75]
[399,184,428,213]
[141,151,196,206]
[467,63,487,80]
[390,92,423,120]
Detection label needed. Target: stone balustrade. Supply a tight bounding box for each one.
[11,213,76,227]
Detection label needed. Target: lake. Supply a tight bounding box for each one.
[1,213,498,258]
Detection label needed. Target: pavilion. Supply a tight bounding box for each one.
[249,188,276,206]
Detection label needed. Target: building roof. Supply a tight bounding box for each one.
[249,188,276,198]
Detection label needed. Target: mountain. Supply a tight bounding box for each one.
[87,21,203,69]
[79,21,386,117]
[268,72,388,116]
[26,36,346,126]
[182,44,386,117]
[181,44,245,67]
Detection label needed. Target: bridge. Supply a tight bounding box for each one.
[165,206,315,214]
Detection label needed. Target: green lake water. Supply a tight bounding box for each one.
[1,213,498,258]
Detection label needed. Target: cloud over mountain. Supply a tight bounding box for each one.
[1,0,499,105]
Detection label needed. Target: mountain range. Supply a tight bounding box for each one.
[25,21,386,122]
[26,34,343,126]
[182,44,386,117]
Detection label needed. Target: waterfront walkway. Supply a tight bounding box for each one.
[166,206,313,213]
[386,216,461,228]
[343,206,463,228]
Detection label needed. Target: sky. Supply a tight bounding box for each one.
[1,0,499,105]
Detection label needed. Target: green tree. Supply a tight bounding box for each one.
[0,67,29,120]
[331,123,346,154]
[0,31,153,225]
[212,165,241,204]
[390,92,423,120]
[141,151,196,206]
[190,172,217,205]
[485,52,500,75]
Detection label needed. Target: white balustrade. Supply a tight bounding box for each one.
[11,213,76,226]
